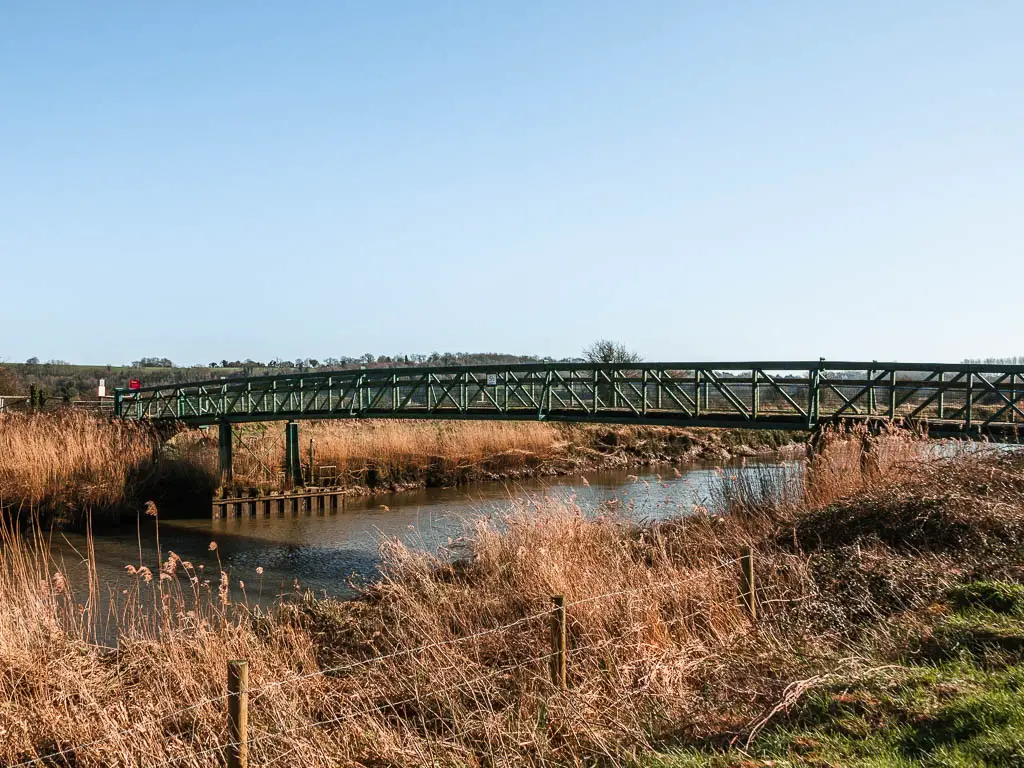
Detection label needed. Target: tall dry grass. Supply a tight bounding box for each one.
[0,501,776,766]
[0,427,985,766]
[803,422,930,506]
[0,411,157,514]
[0,412,219,521]
[227,419,786,490]
[229,420,570,488]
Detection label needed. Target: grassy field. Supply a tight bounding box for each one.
[650,582,1024,767]
[0,427,1021,765]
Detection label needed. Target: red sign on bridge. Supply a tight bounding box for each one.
[128,379,141,390]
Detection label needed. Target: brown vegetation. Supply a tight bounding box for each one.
[0,411,156,515]
[0,412,795,520]
[1,427,1020,765]
[226,419,794,491]
[0,411,218,524]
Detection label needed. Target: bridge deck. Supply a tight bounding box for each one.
[115,361,1024,438]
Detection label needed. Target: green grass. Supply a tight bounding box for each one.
[645,582,1024,767]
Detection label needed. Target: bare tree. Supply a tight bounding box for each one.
[582,340,642,364]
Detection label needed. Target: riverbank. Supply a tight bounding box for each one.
[2,428,1021,765]
[0,412,216,525]
[219,419,800,493]
[0,411,801,522]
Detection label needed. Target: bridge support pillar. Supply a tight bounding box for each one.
[218,421,233,486]
[284,421,302,487]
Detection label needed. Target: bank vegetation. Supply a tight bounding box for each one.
[0,411,794,521]
[1,427,1022,765]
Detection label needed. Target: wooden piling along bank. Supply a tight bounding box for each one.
[213,486,347,519]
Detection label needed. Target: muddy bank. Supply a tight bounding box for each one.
[213,424,805,500]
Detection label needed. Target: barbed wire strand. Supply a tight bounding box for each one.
[10,556,741,768]
[147,616,727,768]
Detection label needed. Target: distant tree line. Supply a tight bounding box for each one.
[962,356,1024,365]
[1,341,643,397]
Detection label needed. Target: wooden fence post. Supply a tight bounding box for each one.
[740,546,757,622]
[550,595,566,689]
[227,659,248,768]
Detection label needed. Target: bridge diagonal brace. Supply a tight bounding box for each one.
[610,381,642,416]
[547,384,569,410]
[365,378,393,411]
[301,378,330,414]
[829,370,894,417]
[327,381,354,413]
[398,373,429,411]
[180,387,201,418]
[819,375,868,416]
[703,370,751,419]
[907,372,966,420]
[153,390,170,419]
[505,372,540,410]
[546,370,575,410]
[977,374,1024,426]
[151,389,167,419]
[466,372,503,411]
[327,377,360,413]
[431,374,464,413]
[655,371,696,415]
[891,370,941,412]
[195,386,211,416]
[757,371,808,418]
[282,378,309,414]
[551,370,593,414]
[624,377,648,408]
[224,382,251,416]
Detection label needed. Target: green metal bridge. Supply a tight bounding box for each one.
[114,360,1023,486]
[116,360,1024,430]
[115,360,1024,431]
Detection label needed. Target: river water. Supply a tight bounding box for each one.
[52,457,799,611]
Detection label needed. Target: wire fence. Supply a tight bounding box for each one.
[10,553,801,768]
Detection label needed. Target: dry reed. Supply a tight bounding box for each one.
[2,427,1002,766]
[0,412,219,522]
[225,419,568,488]
[226,419,787,491]
[0,411,156,513]
[0,413,791,520]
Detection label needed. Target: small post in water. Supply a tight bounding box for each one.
[227,659,249,768]
[740,546,757,622]
[550,595,567,689]
[309,437,315,485]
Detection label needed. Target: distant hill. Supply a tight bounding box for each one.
[0,353,564,398]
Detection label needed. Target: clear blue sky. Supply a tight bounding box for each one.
[2,2,1021,365]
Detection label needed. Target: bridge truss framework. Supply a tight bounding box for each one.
[115,361,1023,487]
[116,360,1023,434]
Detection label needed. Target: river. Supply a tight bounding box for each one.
[50,456,800,615]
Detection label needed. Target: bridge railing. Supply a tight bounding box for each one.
[114,361,1024,436]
